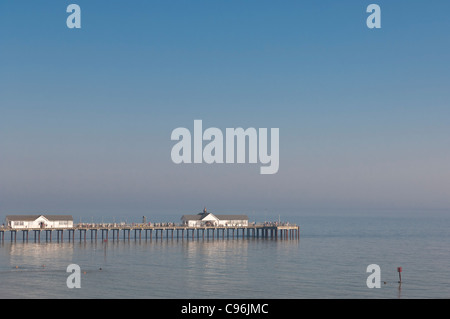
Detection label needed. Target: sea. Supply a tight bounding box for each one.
[1,213,449,299]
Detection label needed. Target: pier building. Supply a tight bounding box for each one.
[5,215,74,229]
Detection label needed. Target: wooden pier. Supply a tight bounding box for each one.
[0,224,299,242]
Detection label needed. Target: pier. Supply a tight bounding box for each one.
[0,224,299,243]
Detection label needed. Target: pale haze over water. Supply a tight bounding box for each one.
[1,213,449,299]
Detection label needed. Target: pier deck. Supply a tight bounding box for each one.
[0,224,299,242]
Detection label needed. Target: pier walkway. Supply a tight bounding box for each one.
[0,224,299,242]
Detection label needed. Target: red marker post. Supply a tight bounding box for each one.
[397,267,402,283]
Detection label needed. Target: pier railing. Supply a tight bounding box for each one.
[0,223,299,242]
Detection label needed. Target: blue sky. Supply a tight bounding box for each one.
[1,1,450,219]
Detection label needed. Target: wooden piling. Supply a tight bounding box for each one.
[1,223,300,243]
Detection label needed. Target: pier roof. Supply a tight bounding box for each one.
[215,215,248,220]
[6,215,73,221]
[181,213,248,221]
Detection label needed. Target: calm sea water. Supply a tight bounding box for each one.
[1,214,449,299]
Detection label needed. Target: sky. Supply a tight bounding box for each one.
[1,1,450,220]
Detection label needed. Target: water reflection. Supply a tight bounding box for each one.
[182,240,251,297]
[4,242,74,269]
[0,237,301,298]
